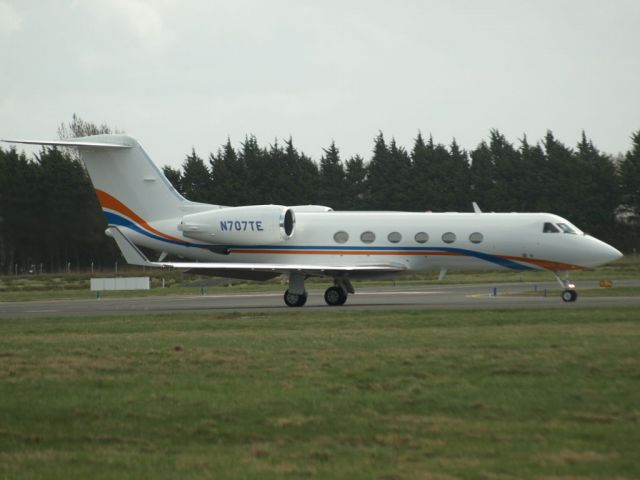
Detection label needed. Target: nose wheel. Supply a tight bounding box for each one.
[554,271,578,302]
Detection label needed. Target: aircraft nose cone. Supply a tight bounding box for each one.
[606,244,624,263]
[593,240,623,266]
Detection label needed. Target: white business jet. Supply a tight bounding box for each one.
[2,135,622,306]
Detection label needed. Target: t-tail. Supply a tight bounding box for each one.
[1,134,203,224]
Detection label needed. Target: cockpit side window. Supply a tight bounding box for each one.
[557,223,576,234]
[543,222,560,233]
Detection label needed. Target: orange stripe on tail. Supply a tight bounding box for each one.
[95,189,186,243]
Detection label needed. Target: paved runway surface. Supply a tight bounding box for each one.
[1,280,639,318]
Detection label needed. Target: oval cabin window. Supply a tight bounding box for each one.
[442,232,456,244]
[469,232,483,244]
[334,231,349,244]
[387,232,402,243]
[414,232,429,244]
[360,231,376,243]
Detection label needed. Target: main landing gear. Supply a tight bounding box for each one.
[324,286,348,306]
[554,271,578,303]
[283,273,353,307]
[284,289,308,307]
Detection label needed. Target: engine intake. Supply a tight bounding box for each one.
[178,205,295,245]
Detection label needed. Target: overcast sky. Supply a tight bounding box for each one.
[1,0,638,168]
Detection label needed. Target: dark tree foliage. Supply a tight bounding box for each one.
[162,165,183,196]
[344,155,368,210]
[1,128,638,273]
[282,138,320,205]
[180,149,211,203]
[469,140,496,208]
[209,139,247,206]
[518,135,548,211]
[619,131,640,217]
[0,146,117,274]
[367,133,412,210]
[240,135,270,205]
[447,139,471,211]
[410,133,470,211]
[573,132,619,237]
[318,142,348,209]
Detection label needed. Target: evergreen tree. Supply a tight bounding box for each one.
[429,139,457,211]
[542,131,582,223]
[162,166,183,195]
[367,133,411,210]
[283,138,319,205]
[488,130,522,211]
[0,147,39,273]
[209,139,247,206]
[180,148,211,203]
[469,140,497,209]
[447,139,471,211]
[240,135,270,204]
[344,155,368,210]
[619,130,640,216]
[409,132,434,210]
[411,133,470,211]
[518,135,549,211]
[574,131,618,236]
[318,142,347,209]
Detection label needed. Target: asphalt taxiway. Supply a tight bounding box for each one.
[1,280,639,318]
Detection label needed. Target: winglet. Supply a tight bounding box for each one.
[107,227,153,266]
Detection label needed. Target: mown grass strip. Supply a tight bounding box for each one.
[1,308,639,479]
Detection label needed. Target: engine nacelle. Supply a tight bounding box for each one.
[290,205,334,213]
[178,205,295,244]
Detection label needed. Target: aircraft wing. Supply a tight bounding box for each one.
[108,227,406,275]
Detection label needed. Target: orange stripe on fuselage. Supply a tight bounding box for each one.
[504,256,584,271]
[95,189,186,243]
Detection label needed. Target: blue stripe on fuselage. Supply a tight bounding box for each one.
[103,211,532,271]
[104,211,204,248]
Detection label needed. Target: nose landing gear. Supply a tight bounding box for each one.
[561,289,578,302]
[554,271,578,302]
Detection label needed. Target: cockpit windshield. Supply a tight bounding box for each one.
[557,223,577,234]
[543,221,582,234]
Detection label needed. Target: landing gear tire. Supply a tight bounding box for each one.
[324,286,347,306]
[561,289,578,303]
[284,290,307,307]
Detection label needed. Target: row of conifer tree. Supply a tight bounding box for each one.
[1,118,639,273]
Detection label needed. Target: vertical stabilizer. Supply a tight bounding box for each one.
[74,134,186,222]
[3,134,196,223]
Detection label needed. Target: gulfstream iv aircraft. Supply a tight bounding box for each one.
[3,135,623,306]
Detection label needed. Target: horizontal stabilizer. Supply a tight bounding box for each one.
[1,139,132,149]
[107,227,406,275]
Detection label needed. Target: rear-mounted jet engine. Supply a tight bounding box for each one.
[178,205,294,244]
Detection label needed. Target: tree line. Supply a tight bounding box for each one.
[1,126,639,274]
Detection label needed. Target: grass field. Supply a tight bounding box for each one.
[1,309,639,479]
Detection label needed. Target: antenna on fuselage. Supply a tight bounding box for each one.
[472,202,482,214]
